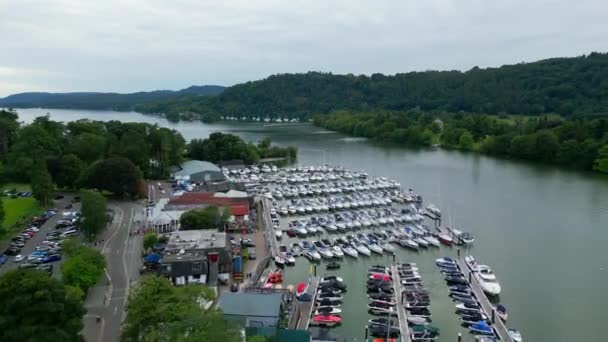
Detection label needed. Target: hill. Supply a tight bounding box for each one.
[0,85,225,111]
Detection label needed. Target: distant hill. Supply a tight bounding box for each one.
[0,85,225,111]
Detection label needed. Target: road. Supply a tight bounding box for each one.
[83,201,143,342]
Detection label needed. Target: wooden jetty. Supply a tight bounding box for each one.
[260,197,279,257]
[455,257,512,341]
[390,264,412,342]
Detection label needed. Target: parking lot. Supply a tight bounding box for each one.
[0,194,81,278]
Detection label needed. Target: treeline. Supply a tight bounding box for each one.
[136,52,608,120]
[314,110,608,173]
[0,109,186,197]
[187,132,297,164]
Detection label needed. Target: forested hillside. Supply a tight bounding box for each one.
[136,52,608,120]
[0,85,224,111]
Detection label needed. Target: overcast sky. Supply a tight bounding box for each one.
[0,0,606,96]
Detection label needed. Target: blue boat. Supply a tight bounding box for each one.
[470,321,494,335]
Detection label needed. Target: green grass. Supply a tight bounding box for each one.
[1,183,41,240]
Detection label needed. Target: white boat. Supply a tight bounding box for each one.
[342,245,358,258]
[279,207,288,215]
[424,235,441,247]
[465,256,502,296]
[319,249,334,259]
[275,230,283,239]
[355,244,371,256]
[274,256,285,267]
[508,329,523,342]
[381,243,396,253]
[367,243,384,254]
[331,246,344,258]
[314,307,342,316]
[305,249,322,261]
[284,253,296,265]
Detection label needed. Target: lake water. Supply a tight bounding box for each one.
[16,108,608,342]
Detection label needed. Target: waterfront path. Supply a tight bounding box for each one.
[391,264,412,342]
[260,197,279,257]
[455,257,512,341]
[288,276,320,330]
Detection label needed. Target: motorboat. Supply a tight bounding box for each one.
[296,227,308,236]
[341,245,358,258]
[316,292,343,301]
[425,204,441,219]
[469,321,494,336]
[303,250,321,262]
[456,303,482,314]
[438,233,454,246]
[459,232,475,244]
[414,237,429,248]
[314,307,342,315]
[296,282,307,297]
[331,246,344,258]
[381,242,396,253]
[274,256,285,267]
[368,302,397,316]
[291,243,303,256]
[436,257,457,266]
[368,324,400,338]
[466,256,502,296]
[315,298,342,307]
[367,243,384,254]
[368,317,396,328]
[398,238,419,250]
[424,235,441,247]
[410,324,440,338]
[321,275,344,283]
[508,329,523,342]
[284,252,296,266]
[496,304,508,321]
[407,316,430,325]
[326,261,341,270]
[318,248,334,259]
[354,244,371,256]
[311,314,342,327]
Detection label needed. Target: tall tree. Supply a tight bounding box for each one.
[79,190,108,241]
[180,206,230,230]
[80,157,143,198]
[0,270,85,342]
[61,244,106,292]
[0,109,19,159]
[31,161,54,207]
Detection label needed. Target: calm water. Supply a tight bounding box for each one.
[16,108,608,342]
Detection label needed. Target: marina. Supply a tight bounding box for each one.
[230,164,521,341]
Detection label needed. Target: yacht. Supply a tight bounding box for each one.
[331,246,344,258]
[354,243,371,256]
[367,243,384,254]
[342,245,359,258]
[381,242,396,253]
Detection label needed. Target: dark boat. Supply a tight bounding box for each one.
[445,276,468,285]
[368,324,400,338]
[326,261,341,270]
[407,307,431,316]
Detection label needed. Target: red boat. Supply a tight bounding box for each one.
[311,314,342,327]
[267,270,283,284]
[370,273,392,281]
[296,282,307,297]
[438,233,454,246]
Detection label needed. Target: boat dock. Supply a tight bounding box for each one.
[455,258,512,341]
[259,197,279,257]
[287,276,320,330]
[390,264,412,342]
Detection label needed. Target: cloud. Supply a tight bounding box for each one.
[0,0,606,96]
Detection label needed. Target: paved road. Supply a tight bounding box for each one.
[0,195,79,278]
[83,201,143,342]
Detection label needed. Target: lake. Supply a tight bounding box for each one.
[16,108,608,342]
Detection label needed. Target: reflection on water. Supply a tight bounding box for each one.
[15,108,608,342]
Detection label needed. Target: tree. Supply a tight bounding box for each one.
[80,157,143,198]
[31,160,54,207]
[79,190,108,241]
[458,130,474,150]
[56,154,85,189]
[143,232,158,251]
[0,109,19,159]
[123,276,239,342]
[0,270,85,342]
[593,145,608,173]
[61,244,106,292]
[180,205,230,230]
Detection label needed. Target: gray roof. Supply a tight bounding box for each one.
[173,160,221,177]
[218,293,283,317]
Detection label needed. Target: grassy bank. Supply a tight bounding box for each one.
[1,184,41,240]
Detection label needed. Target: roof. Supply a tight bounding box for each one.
[218,293,283,317]
[168,192,249,207]
[166,230,226,250]
[173,160,222,178]
[214,190,248,198]
[230,205,249,216]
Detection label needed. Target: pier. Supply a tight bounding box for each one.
[287,276,320,330]
[259,197,279,257]
[455,258,512,341]
[390,264,412,342]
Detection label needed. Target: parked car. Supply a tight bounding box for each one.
[71,196,80,203]
[18,262,37,269]
[65,203,73,209]
[240,239,255,248]
[4,248,20,256]
[247,247,257,260]
[14,254,24,262]
[10,241,25,248]
[61,229,78,237]
[42,254,62,263]
[0,255,8,265]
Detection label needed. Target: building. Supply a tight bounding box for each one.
[166,191,252,218]
[159,230,231,285]
[218,292,285,328]
[172,160,226,183]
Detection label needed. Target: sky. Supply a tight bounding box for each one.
[0,0,606,96]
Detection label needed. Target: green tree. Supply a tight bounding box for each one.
[593,145,608,173]
[0,270,85,342]
[143,232,158,251]
[31,161,54,207]
[0,197,4,228]
[123,276,238,342]
[80,157,143,198]
[180,205,230,230]
[0,109,19,159]
[56,154,85,189]
[458,131,474,150]
[80,190,108,241]
[61,245,106,292]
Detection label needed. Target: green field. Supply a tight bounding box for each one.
[1,184,41,239]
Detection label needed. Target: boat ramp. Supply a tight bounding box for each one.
[390,264,412,342]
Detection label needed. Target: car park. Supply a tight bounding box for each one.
[10,241,25,248]
[61,229,78,237]
[18,262,37,269]
[65,203,73,209]
[54,195,64,200]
